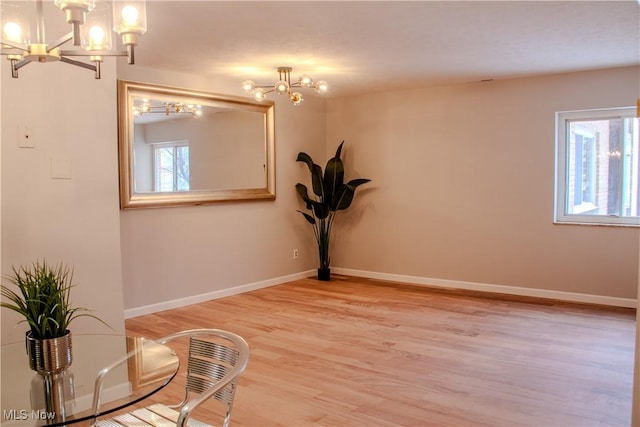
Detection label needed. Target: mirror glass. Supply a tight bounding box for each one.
[118,80,275,209]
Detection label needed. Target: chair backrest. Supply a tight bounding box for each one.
[187,337,240,406]
[159,329,249,427]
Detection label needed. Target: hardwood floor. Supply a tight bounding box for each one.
[124,275,636,426]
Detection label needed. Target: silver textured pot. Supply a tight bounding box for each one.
[25,331,73,373]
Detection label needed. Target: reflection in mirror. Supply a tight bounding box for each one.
[126,337,179,391]
[118,80,275,209]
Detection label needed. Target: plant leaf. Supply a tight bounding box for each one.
[334,178,371,211]
[296,152,314,171]
[297,210,316,225]
[335,141,344,159]
[310,164,324,198]
[296,152,325,198]
[346,178,371,189]
[295,183,313,209]
[310,200,330,219]
[324,155,344,208]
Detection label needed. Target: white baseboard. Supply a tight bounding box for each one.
[124,270,315,319]
[332,267,636,308]
[125,267,635,318]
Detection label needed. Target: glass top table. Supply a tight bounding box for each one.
[1,334,179,426]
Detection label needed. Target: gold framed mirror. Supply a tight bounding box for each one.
[117,80,275,209]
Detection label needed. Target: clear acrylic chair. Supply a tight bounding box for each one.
[92,329,249,427]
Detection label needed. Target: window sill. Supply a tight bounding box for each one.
[554,218,640,228]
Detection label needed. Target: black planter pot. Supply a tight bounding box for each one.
[317,268,331,281]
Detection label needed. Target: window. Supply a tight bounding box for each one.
[153,142,190,192]
[555,107,639,226]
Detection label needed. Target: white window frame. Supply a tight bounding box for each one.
[555,106,639,226]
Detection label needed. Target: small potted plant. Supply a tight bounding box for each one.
[296,141,371,281]
[1,260,107,372]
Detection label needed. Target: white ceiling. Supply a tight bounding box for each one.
[134,1,640,98]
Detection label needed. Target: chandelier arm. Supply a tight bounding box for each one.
[10,58,31,78]
[10,59,19,78]
[48,32,74,52]
[252,86,277,95]
[127,45,135,65]
[59,56,98,72]
[72,23,81,47]
[13,58,32,71]
[1,40,29,52]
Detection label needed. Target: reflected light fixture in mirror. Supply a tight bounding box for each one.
[0,0,147,79]
[242,66,328,106]
[118,80,276,209]
[133,99,204,118]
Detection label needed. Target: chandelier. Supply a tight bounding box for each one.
[133,100,203,119]
[242,67,328,106]
[0,0,147,79]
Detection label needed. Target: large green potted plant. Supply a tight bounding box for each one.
[1,260,107,372]
[296,141,371,281]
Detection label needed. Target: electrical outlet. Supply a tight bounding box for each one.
[293,249,299,259]
[19,124,35,148]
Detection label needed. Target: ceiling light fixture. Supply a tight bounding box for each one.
[1,0,147,79]
[242,66,328,106]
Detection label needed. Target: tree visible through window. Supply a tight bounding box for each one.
[153,143,190,192]
[556,107,639,226]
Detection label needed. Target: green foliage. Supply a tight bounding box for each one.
[0,260,108,339]
[296,141,371,270]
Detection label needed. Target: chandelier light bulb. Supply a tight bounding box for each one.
[88,25,106,48]
[81,1,112,52]
[299,75,313,87]
[275,80,289,95]
[121,5,140,25]
[242,80,256,93]
[3,22,22,42]
[315,81,329,94]
[290,92,303,105]
[254,88,266,101]
[113,1,148,45]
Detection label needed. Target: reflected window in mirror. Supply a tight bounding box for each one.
[150,142,190,192]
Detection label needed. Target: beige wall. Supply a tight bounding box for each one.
[1,60,126,343]
[327,66,639,300]
[3,61,634,334]
[117,66,324,312]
